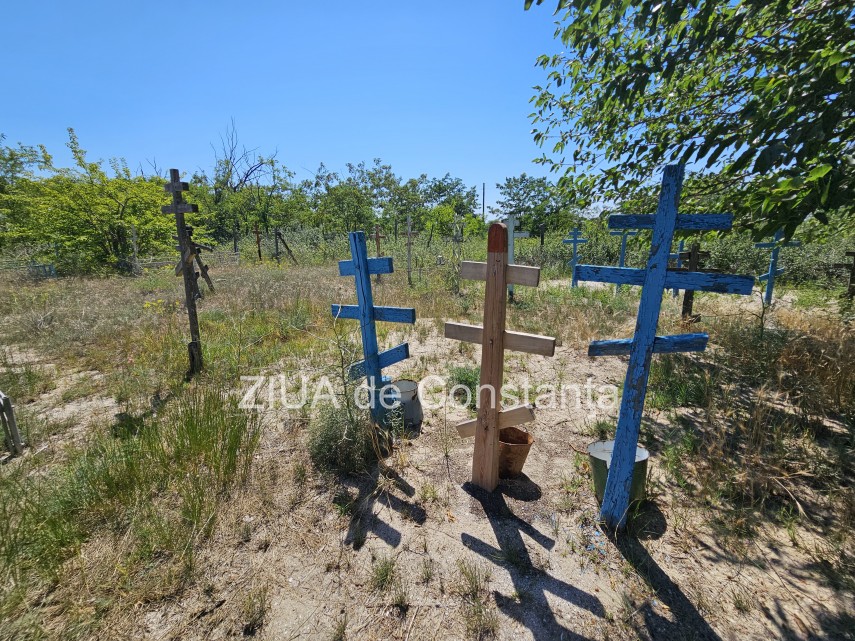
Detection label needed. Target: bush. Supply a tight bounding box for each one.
[308,402,377,474]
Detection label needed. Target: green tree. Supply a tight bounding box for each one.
[527,0,854,237]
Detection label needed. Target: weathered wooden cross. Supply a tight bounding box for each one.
[0,391,23,457]
[332,231,416,424]
[576,164,754,529]
[503,213,530,301]
[163,169,204,378]
[174,225,214,299]
[833,251,855,298]
[676,242,719,322]
[444,223,556,492]
[610,229,639,292]
[669,239,685,298]
[405,214,419,287]
[373,224,386,284]
[562,227,588,287]
[755,229,801,305]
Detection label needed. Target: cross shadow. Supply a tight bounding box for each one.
[608,509,722,641]
[462,481,603,641]
[344,466,426,550]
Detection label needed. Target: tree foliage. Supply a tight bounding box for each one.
[527,0,854,237]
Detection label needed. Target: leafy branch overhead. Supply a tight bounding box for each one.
[526,0,854,237]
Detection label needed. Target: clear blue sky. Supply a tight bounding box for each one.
[1,1,564,209]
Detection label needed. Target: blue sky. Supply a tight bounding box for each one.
[1,1,564,209]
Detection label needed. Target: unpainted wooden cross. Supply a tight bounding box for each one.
[669,239,685,298]
[833,251,855,298]
[163,168,203,377]
[444,223,556,492]
[755,229,801,305]
[676,242,719,322]
[577,164,755,529]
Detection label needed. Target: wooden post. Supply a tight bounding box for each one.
[445,224,556,491]
[405,214,419,287]
[233,222,239,255]
[275,230,299,265]
[755,229,801,305]
[274,226,281,263]
[832,251,855,299]
[679,243,716,322]
[576,164,755,529]
[0,392,24,456]
[539,223,546,247]
[163,168,203,378]
[333,232,416,424]
[254,222,262,261]
[373,224,386,284]
[562,227,588,287]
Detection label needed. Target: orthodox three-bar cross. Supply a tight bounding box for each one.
[576,164,754,529]
[333,232,416,424]
[833,251,855,298]
[610,229,639,292]
[163,169,203,378]
[503,214,530,301]
[755,229,801,305]
[444,223,556,492]
[563,227,588,287]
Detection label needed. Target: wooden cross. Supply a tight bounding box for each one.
[755,228,801,305]
[502,213,530,301]
[405,214,419,287]
[333,232,416,424]
[373,224,386,284]
[676,242,719,322]
[577,164,754,529]
[163,168,203,378]
[0,391,23,457]
[669,239,685,298]
[445,223,556,492]
[274,229,299,266]
[562,227,588,287]
[609,229,639,292]
[174,226,214,298]
[833,251,855,298]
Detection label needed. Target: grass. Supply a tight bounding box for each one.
[449,365,480,410]
[456,558,498,639]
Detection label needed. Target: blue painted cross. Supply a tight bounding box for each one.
[669,240,685,298]
[577,164,754,530]
[332,231,416,423]
[755,229,801,305]
[609,229,639,293]
[562,227,588,287]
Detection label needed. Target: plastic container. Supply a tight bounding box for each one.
[587,440,649,504]
[391,379,423,430]
[498,426,534,479]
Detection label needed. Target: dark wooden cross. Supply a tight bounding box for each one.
[174,225,214,299]
[676,242,718,322]
[163,168,203,378]
[833,251,855,298]
[373,224,386,284]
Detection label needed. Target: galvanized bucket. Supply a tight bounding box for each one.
[391,379,423,431]
[587,440,649,504]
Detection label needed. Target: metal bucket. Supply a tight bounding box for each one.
[392,379,422,431]
[499,426,534,479]
[587,440,649,504]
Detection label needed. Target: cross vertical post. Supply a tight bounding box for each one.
[445,224,556,491]
[562,227,588,287]
[755,229,801,305]
[833,251,855,298]
[333,232,416,425]
[163,168,203,378]
[0,392,24,456]
[610,229,639,292]
[576,164,754,529]
[679,243,716,322]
